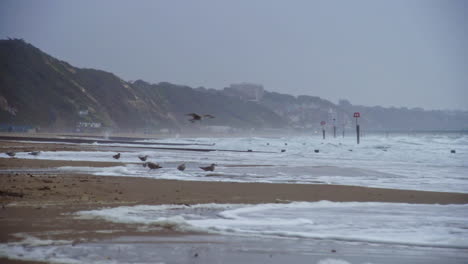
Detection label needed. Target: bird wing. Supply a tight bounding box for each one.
[203,114,215,118]
[186,113,201,118]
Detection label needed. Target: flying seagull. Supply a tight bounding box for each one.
[199,163,216,172]
[177,163,186,171]
[138,155,148,161]
[186,113,215,122]
[143,162,162,170]
[5,151,15,157]
[186,113,202,122]
[113,153,121,159]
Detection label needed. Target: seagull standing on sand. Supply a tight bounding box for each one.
[113,153,121,159]
[28,151,41,156]
[177,163,186,171]
[5,151,15,157]
[143,162,162,170]
[199,163,216,171]
[138,155,148,161]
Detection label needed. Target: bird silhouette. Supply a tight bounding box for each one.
[5,152,15,157]
[186,113,202,122]
[199,163,216,171]
[143,162,162,170]
[138,155,148,161]
[186,113,215,122]
[113,153,121,159]
[28,151,41,156]
[177,163,186,171]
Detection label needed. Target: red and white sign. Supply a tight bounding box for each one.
[353,112,360,118]
[320,121,326,126]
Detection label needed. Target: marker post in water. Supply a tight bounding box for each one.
[321,121,326,139]
[333,118,336,138]
[354,112,360,144]
[342,122,345,138]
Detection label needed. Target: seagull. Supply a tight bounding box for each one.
[138,155,148,161]
[5,151,15,157]
[186,113,202,123]
[199,163,216,171]
[177,163,186,171]
[186,113,215,122]
[28,151,41,156]
[143,162,162,170]
[113,153,121,159]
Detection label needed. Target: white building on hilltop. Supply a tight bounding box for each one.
[223,83,264,102]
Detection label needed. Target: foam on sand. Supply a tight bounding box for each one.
[75,201,468,248]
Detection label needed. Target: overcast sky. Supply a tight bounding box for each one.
[1,0,467,110]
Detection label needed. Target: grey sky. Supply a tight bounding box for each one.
[1,0,467,110]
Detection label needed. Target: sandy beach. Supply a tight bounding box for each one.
[1,137,468,263]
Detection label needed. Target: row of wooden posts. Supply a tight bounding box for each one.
[321,112,361,144]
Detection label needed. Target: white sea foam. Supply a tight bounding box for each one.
[317,259,352,264]
[0,242,114,264]
[0,235,77,264]
[75,201,468,249]
[10,233,72,246]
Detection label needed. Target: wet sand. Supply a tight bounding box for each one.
[1,138,468,263]
[2,157,468,243]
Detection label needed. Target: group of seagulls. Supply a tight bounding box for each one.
[112,152,216,172]
[3,111,215,171]
[4,151,41,157]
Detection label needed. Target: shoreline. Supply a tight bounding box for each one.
[2,173,468,264]
[2,170,468,244]
[1,146,468,245]
[1,137,467,263]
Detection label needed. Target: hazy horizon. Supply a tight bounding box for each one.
[1,0,467,111]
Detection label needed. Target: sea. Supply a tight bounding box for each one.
[1,132,467,263]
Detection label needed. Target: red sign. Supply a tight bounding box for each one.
[320,121,326,126]
[353,112,360,118]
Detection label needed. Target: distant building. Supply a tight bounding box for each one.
[223,83,264,102]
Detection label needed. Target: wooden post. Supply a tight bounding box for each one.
[320,121,326,140]
[353,112,361,144]
[333,118,336,138]
[356,123,360,144]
